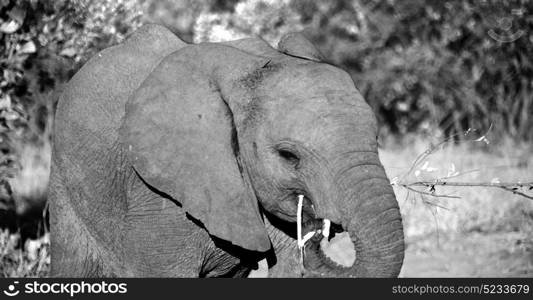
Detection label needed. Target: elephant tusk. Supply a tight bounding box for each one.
[297,196,339,275]
[297,195,303,248]
[301,231,315,245]
[297,195,330,248]
[297,195,304,269]
[297,195,316,248]
[322,219,331,238]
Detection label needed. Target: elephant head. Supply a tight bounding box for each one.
[120,32,404,277]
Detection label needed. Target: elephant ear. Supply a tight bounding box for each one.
[278,32,324,62]
[120,45,271,252]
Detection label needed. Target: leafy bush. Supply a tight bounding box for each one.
[139,0,217,43]
[304,0,533,140]
[0,0,142,224]
[194,0,303,44]
[0,230,49,277]
[192,0,533,141]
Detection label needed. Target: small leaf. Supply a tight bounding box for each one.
[7,6,26,24]
[19,41,36,54]
[37,34,48,46]
[474,135,490,144]
[0,95,11,109]
[1,110,19,121]
[59,48,76,57]
[0,20,21,33]
[446,163,459,177]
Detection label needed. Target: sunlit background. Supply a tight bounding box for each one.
[0,0,532,277]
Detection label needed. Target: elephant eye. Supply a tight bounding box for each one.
[277,149,300,167]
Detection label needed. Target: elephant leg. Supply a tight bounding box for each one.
[49,163,129,277]
[264,216,301,277]
[122,192,201,276]
[123,174,248,277]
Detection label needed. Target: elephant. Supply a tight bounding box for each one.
[48,24,404,277]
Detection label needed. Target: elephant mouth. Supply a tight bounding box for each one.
[300,218,357,276]
[265,188,404,277]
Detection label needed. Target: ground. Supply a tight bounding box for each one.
[402,232,533,277]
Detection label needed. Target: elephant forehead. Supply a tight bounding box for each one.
[260,62,358,97]
[266,90,374,123]
[264,95,377,147]
[251,62,378,148]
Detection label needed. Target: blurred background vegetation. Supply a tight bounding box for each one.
[0,0,532,276]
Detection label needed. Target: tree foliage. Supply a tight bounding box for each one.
[0,0,142,189]
[191,0,533,140]
[194,0,304,44]
[333,0,533,140]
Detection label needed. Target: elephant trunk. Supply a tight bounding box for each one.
[345,184,405,277]
[303,163,404,277]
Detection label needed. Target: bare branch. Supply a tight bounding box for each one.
[407,181,533,188]
[393,125,533,201]
[401,181,533,200]
[401,185,461,199]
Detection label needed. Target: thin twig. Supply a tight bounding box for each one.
[400,132,465,182]
[402,181,533,200]
[407,181,533,188]
[495,186,533,201]
[421,198,450,210]
[394,124,533,201]
[406,180,533,188]
[401,185,461,199]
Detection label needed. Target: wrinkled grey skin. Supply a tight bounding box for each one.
[49,24,404,277]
